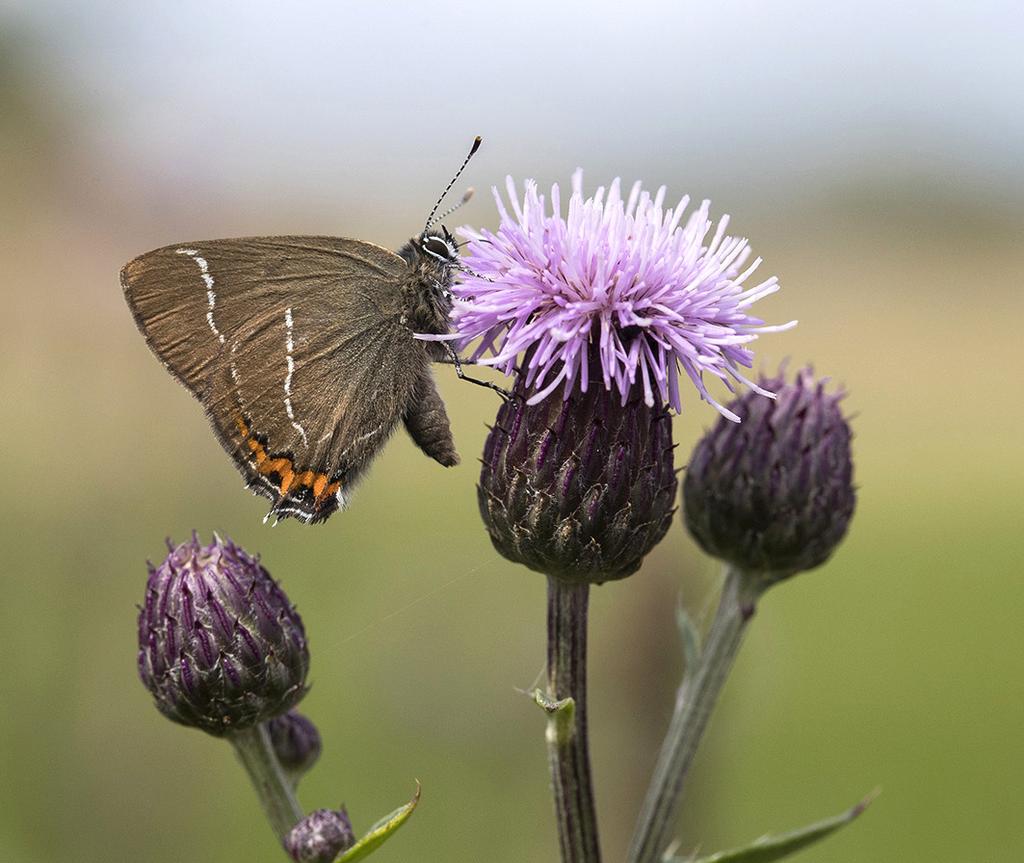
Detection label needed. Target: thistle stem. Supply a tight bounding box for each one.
[627,566,763,863]
[545,576,602,863]
[229,723,304,846]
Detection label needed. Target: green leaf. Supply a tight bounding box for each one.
[334,783,421,863]
[670,790,878,863]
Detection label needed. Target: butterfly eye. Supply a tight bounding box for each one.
[422,236,452,260]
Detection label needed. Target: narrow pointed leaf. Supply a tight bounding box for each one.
[671,791,877,863]
[334,784,421,863]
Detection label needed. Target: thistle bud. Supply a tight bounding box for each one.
[478,375,677,585]
[267,710,322,780]
[285,808,355,863]
[137,533,309,736]
[683,368,855,582]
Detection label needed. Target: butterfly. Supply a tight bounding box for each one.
[121,137,500,524]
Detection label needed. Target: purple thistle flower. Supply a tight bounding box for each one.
[449,171,795,419]
[267,710,322,781]
[479,370,677,584]
[285,808,355,863]
[683,367,856,581]
[137,533,309,736]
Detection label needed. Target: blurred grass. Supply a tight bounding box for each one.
[1,25,1022,863]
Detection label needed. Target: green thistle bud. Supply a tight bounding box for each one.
[478,374,677,585]
[683,368,856,583]
[137,533,309,736]
[285,808,355,863]
[267,710,322,781]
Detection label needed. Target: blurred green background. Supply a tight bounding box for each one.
[2,3,1021,862]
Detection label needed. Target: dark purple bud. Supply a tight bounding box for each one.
[266,710,322,779]
[683,368,856,582]
[479,373,677,584]
[285,808,355,863]
[137,533,309,736]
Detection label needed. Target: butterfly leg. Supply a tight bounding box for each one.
[440,342,511,400]
[451,259,493,283]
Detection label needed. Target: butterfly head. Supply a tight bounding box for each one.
[417,225,460,264]
[400,137,482,335]
[399,228,460,334]
[399,226,459,270]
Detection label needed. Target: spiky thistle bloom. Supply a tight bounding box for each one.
[479,367,677,584]
[450,172,794,419]
[285,808,355,863]
[137,533,309,736]
[683,368,856,582]
[267,710,322,781]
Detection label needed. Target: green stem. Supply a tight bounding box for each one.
[229,723,304,845]
[627,566,763,863]
[545,576,602,863]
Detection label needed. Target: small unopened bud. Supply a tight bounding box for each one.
[137,533,309,736]
[285,808,355,863]
[267,710,322,780]
[683,368,855,582]
[479,374,677,584]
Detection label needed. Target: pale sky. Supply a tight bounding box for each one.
[7,1,1022,222]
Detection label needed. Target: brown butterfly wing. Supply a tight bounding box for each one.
[122,236,426,523]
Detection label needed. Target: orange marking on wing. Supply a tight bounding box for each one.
[258,456,288,476]
[247,439,267,465]
[235,417,340,509]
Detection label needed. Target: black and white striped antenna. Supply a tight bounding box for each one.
[424,136,482,235]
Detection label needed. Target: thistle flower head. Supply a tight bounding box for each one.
[683,368,856,582]
[137,533,309,736]
[479,369,677,584]
[267,710,322,781]
[451,172,794,418]
[285,808,355,863]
